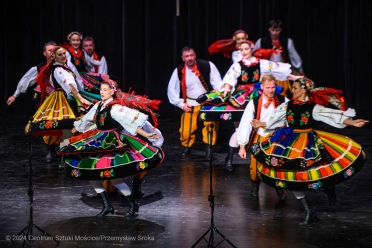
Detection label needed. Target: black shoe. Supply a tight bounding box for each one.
[298,197,318,225]
[251,180,260,197]
[132,176,145,199]
[322,186,337,206]
[181,147,191,157]
[224,146,236,172]
[96,191,115,218]
[58,155,65,170]
[275,188,287,201]
[124,194,139,217]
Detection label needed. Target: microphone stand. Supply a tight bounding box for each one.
[14,118,60,247]
[192,124,236,248]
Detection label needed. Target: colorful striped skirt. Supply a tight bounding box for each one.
[252,129,366,191]
[60,131,164,180]
[25,90,84,136]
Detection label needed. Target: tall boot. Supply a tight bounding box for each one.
[275,188,287,201]
[131,176,145,199]
[322,186,337,206]
[45,145,53,163]
[251,180,260,197]
[124,194,139,217]
[58,155,65,170]
[96,191,115,218]
[298,197,318,225]
[224,146,236,172]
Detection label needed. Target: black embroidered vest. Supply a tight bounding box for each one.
[237,61,261,85]
[286,101,316,129]
[93,103,119,130]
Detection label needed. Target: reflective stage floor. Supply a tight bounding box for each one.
[0,114,371,248]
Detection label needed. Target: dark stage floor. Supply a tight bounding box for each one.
[0,113,371,248]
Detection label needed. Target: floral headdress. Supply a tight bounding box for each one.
[67,31,83,41]
[295,77,347,110]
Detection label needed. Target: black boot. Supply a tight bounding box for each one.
[224,146,236,172]
[96,191,115,218]
[58,155,65,170]
[51,144,58,158]
[298,197,318,225]
[275,188,287,201]
[322,186,337,206]
[132,176,145,199]
[251,180,260,197]
[45,145,53,163]
[124,194,139,217]
[181,147,191,157]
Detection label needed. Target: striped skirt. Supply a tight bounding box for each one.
[25,90,84,136]
[60,132,164,180]
[252,129,366,191]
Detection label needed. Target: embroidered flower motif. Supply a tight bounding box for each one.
[39,121,45,129]
[45,120,53,129]
[220,113,232,120]
[252,69,260,82]
[286,110,295,124]
[300,111,311,126]
[271,157,278,166]
[308,181,323,189]
[241,70,249,82]
[344,167,355,178]
[275,181,286,188]
[136,162,148,171]
[131,113,140,123]
[99,112,108,126]
[200,113,206,120]
[71,169,80,177]
[103,170,111,178]
[268,62,273,71]
[265,156,271,165]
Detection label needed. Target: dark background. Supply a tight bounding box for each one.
[1,0,371,121]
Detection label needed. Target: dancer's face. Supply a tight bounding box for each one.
[291,81,306,100]
[182,49,196,68]
[240,43,253,59]
[261,80,276,99]
[69,34,81,50]
[234,32,247,46]
[54,48,67,64]
[100,84,113,101]
[82,40,95,55]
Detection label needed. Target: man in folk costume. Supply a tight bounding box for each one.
[167,46,222,158]
[82,36,108,75]
[237,74,288,199]
[254,19,304,97]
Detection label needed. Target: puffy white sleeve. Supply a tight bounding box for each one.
[14,66,38,97]
[313,105,355,128]
[111,105,148,135]
[209,61,222,89]
[259,59,292,81]
[74,103,99,132]
[266,102,289,129]
[98,56,108,74]
[287,38,303,72]
[237,100,255,145]
[218,62,242,92]
[254,39,262,49]
[167,68,184,109]
[231,50,242,63]
[142,121,164,147]
[66,60,84,91]
[53,66,78,95]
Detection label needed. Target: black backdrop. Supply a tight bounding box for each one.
[1,0,371,121]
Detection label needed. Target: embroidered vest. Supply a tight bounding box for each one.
[237,61,261,85]
[286,101,316,129]
[93,103,119,130]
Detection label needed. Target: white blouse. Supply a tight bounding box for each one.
[219,57,292,93]
[74,102,148,136]
[266,101,356,130]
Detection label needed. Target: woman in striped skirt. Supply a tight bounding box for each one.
[251,77,369,225]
